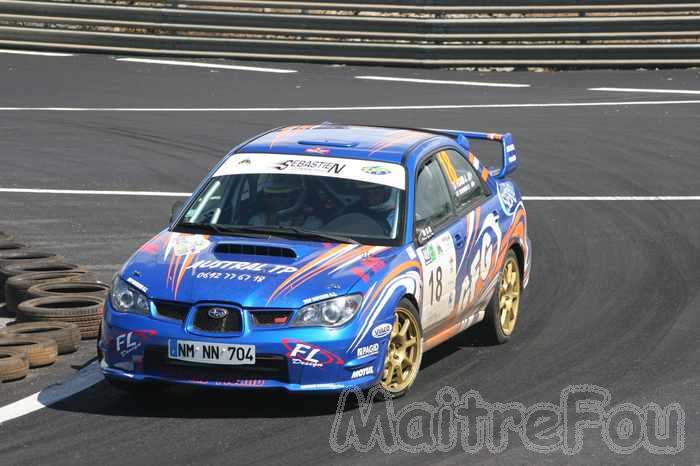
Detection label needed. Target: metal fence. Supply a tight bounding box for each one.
[1,0,699,67]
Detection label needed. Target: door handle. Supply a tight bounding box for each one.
[453,233,465,249]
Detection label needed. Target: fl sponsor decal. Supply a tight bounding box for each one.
[282,338,344,368]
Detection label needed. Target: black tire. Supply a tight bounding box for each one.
[378,298,423,399]
[17,296,104,339]
[0,253,66,300]
[28,281,110,300]
[0,321,81,354]
[4,270,95,316]
[0,349,29,382]
[481,250,522,345]
[0,336,58,368]
[0,250,62,267]
[0,241,26,252]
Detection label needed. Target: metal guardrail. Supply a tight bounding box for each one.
[0,0,699,67]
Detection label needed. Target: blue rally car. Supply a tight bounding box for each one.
[98,123,531,397]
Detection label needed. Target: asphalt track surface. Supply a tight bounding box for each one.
[0,53,699,464]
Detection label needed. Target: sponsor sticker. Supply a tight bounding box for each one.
[275,159,346,174]
[214,153,406,190]
[116,331,141,357]
[361,166,391,176]
[282,339,344,368]
[126,277,148,293]
[357,343,380,359]
[304,147,330,155]
[372,323,392,339]
[168,234,211,257]
[188,260,297,275]
[418,226,433,243]
[302,292,338,305]
[499,183,517,213]
[351,366,374,379]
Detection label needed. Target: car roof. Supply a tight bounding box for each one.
[237,123,448,165]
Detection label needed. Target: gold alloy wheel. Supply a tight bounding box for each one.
[498,256,521,336]
[380,307,422,394]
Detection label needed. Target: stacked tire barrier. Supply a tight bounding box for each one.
[0,230,109,383]
[0,0,699,67]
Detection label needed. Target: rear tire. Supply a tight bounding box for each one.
[482,250,522,344]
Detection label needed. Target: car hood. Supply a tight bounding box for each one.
[120,231,396,309]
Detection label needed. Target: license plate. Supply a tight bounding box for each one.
[168,339,255,365]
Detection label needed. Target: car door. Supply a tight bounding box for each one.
[413,155,461,331]
[435,149,502,322]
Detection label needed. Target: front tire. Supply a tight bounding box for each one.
[483,250,522,344]
[379,299,422,398]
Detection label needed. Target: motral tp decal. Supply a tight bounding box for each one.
[213,153,406,190]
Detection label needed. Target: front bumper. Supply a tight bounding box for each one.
[98,300,388,392]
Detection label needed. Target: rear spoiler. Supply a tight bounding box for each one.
[425,129,518,179]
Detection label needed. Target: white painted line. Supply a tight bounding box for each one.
[590,87,700,96]
[523,196,700,201]
[0,49,72,57]
[1,99,700,112]
[3,188,700,202]
[0,362,102,425]
[116,57,297,74]
[355,75,530,88]
[0,188,190,197]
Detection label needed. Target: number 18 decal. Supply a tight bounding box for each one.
[418,231,456,328]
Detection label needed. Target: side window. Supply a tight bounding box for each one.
[436,149,484,210]
[414,158,453,240]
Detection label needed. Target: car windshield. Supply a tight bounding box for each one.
[176,154,406,245]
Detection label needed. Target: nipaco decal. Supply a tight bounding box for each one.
[357,343,380,359]
[371,323,392,339]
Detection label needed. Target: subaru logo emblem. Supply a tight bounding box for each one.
[208,307,228,319]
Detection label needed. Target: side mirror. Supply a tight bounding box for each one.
[170,199,186,224]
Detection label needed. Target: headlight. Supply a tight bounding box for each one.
[110,276,149,315]
[293,295,362,327]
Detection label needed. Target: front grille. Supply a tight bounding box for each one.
[144,347,289,383]
[250,310,293,326]
[192,306,242,333]
[153,300,191,321]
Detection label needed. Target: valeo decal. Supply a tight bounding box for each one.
[372,323,392,338]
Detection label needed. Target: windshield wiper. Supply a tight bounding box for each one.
[248,226,359,245]
[175,223,277,239]
[178,223,358,244]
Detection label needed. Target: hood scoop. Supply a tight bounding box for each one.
[214,243,297,259]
